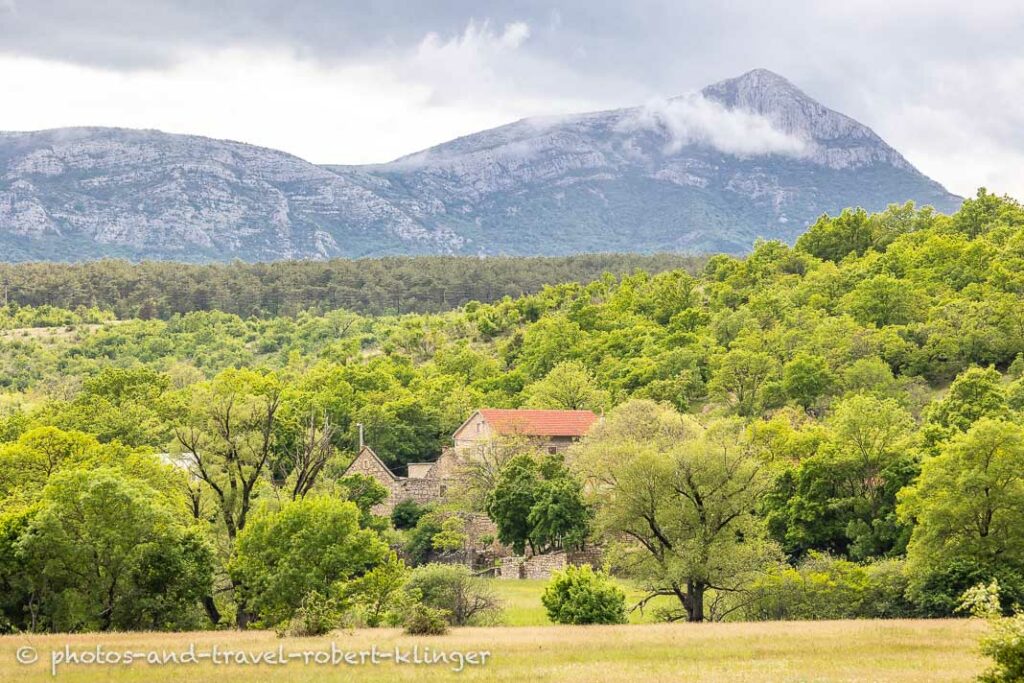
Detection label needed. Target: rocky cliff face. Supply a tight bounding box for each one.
[0,128,461,261]
[0,70,962,262]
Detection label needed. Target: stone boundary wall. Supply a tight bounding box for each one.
[498,547,604,580]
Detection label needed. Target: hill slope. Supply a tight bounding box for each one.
[0,69,961,262]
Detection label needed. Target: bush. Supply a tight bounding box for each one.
[406,564,501,626]
[742,554,916,621]
[979,614,1024,683]
[404,511,443,565]
[541,564,627,625]
[403,604,450,635]
[391,499,430,531]
[965,581,1024,683]
[432,515,468,554]
[343,552,409,627]
[909,559,1024,618]
[280,591,343,637]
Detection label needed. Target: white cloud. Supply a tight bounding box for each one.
[406,20,543,107]
[2,4,1024,199]
[620,94,811,158]
[500,21,531,48]
[842,59,1024,197]
[0,26,600,165]
[0,51,493,164]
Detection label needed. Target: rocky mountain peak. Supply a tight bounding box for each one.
[700,68,805,109]
[701,68,911,170]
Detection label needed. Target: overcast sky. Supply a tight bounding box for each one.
[1,1,1022,197]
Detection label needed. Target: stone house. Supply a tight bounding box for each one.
[344,408,600,515]
[452,408,599,455]
[341,408,603,577]
[342,444,455,516]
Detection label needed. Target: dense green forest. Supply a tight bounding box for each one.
[0,253,702,319]
[3,188,1024,632]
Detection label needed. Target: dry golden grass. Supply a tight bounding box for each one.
[0,619,985,682]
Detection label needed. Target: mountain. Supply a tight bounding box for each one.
[0,69,962,262]
[0,128,456,262]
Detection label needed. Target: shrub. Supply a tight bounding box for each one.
[742,554,916,620]
[280,591,343,637]
[404,511,443,565]
[979,614,1024,683]
[406,564,501,626]
[343,552,409,627]
[908,559,1024,618]
[1009,354,1024,380]
[391,499,430,530]
[965,581,1024,683]
[431,516,468,554]
[403,604,450,635]
[541,564,627,625]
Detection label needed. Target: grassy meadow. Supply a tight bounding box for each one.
[0,619,985,682]
[0,577,988,682]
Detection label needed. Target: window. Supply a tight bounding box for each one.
[548,446,557,454]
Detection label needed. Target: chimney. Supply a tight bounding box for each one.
[357,423,364,450]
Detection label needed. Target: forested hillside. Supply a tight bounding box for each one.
[3,188,1024,632]
[0,253,702,319]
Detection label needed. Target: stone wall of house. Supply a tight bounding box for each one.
[398,478,442,506]
[426,448,462,480]
[463,513,498,544]
[344,450,401,515]
[452,412,492,450]
[406,463,434,479]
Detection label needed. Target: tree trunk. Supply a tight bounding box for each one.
[687,580,705,623]
[202,595,221,626]
[232,577,255,629]
[235,606,255,630]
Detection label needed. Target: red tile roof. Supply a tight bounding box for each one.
[477,409,599,438]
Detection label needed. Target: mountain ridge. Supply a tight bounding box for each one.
[0,69,962,262]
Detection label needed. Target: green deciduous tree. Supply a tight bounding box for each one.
[782,352,835,410]
[841,274,925,327]
[765,394,916,560]
[523,361,610,411]
[899,418,1024,614]
[796,208,874,262]
[708,349,781,417]
[575,400,781,622]
[15,468,212,632]
[486,455,541,555]
[230,496,388,628]
[486,453,590,555]
[172,368,284,542]
[927,366,1008,434]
